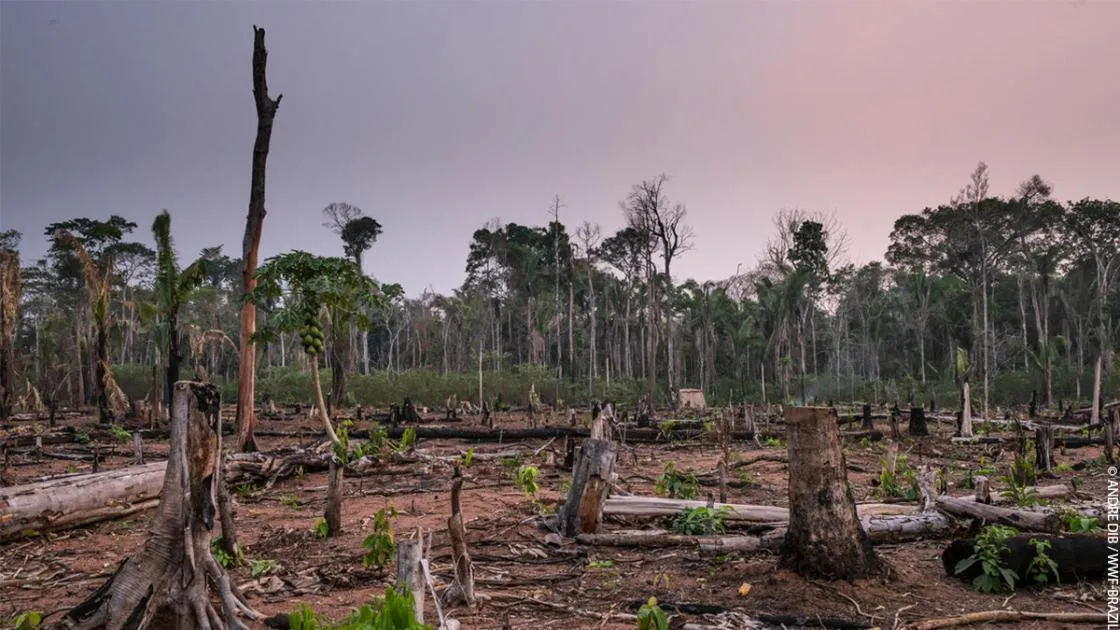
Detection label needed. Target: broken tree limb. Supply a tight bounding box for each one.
[934,495,1060,533]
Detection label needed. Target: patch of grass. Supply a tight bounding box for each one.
[587,559,614,569]
[875,453,918,500]
[287,585,430,629]
[762,436,784,448]
[108,424,130,443]
[671,505,733,535]
[280,494,302,510]
[313,518,329,539]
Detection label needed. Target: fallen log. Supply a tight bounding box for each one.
[934,495,1060,533]
[601,495,919,523]
[1,448,334,540]
[907,610,1105,630]
[0,461,166,540]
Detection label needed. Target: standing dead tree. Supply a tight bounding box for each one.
[59,382,258,629]
[236,25,283,453]
[0,246,20,422]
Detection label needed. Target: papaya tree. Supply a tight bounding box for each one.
[245,251,393,447]
[151,210,211,409]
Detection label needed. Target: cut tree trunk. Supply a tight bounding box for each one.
[778,406,883,579]
[236,25,283,453]
[1035,425,1054,473]
[558,438,616,536]
[59,381,259,630]
[601,496,917,522]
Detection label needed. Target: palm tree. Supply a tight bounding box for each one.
[152,211,210,408]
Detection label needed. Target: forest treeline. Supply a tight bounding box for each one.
[0,163,1118,422]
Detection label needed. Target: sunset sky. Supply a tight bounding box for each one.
[2,1,1118,296]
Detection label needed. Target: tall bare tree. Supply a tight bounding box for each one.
[236,25,282,453]
[622,174,692,405]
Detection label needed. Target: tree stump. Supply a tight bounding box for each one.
[60,381,258,629]
[1035,424,1054,473]
[559,438,617,537]
[778,406,883,580]
[909,406,929,437]
[396,539,424,625]
[861,403,873,430]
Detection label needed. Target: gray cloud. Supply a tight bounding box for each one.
[2,0,1118,294]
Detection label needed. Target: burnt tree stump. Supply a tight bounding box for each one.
[559,438,616,537]
[779,406,883,580]
[60,381,258,629]
[908,406,929,437]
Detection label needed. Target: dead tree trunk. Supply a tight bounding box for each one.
[860,403,873,431]
[558,438,616,536]
[60,381,258,630]
[324,456,343,537]
[1035,424,1054,473]
[444,468,475,607]
[778,406,883,580]
[236,25,283,453]
[0,250,19,423]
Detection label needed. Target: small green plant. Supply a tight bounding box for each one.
[461,447,475,467]
[671,505,733,535]
[499,454,523,474]
[952,524,1020,593]
[588,559,614,569]
[558,478,573,494]
[876,453,918,500]
[656,419,677,438]
[288,585,430,629]
[10,611,41,630]
[66,463,77,474]
[1057,509,1102,533]
[515,465,539,497]
[235,482,260,499]
[858,436,871,449]
[280,494,302,510]
[361,506,398,569]
[762,436,784,448]
[108,424,131,443]
[295,466,305,483]
[655,462,699,499]
[74,432,90,444]
[251,559,277,577]
[637,596,669,630]
[1000,459,1042,507]
[366,424,389,454]
[1054,462,1073,473]
[1025,538,1060,585]
[314,517,330,539]
[737,471,754,485]
[394,426,417,453]
[210,537,240,568]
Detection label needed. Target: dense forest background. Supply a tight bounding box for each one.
[1,162,1118,419]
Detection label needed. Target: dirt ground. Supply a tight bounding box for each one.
[0,408,1112,629]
